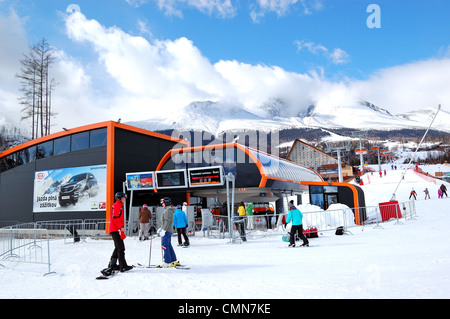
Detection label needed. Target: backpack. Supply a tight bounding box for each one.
[335,226,344,235]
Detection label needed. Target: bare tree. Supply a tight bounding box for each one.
[16,38,57,139]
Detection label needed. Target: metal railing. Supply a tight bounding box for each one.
[195,200,418,241]
[0,225,54,276]
[0,200,419,273]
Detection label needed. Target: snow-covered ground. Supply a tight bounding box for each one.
[1,164,449,299]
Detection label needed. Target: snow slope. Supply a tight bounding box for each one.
[1,166,449,299]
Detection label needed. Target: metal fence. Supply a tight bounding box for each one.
[196,200,418,241]
[0,225,54,276]
[0,200,418,272]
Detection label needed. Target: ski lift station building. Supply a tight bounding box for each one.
[0,121,366,226]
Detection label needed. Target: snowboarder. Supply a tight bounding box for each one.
[158,197,180,267]
[173,204,190,247]
[139,204,152,241]
[409,189,417,200]
[285,205,309,247]
[106,192,133,274]
[423,188,430,200]
[440,184,448,197]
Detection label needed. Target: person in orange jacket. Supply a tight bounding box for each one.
[105,192,133,274]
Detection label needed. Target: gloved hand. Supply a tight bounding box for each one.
[157,228,166,237]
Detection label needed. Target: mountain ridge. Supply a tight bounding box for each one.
[126,100,449,139]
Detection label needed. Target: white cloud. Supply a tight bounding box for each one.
[127,0,236,18]
[64,12,324,118]
[294,40,350,65]
[250,0,322,22]
[2,9,449,136]
[350,58,450,113]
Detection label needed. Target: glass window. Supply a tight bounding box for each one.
[27,146,37,162]
[310,185,324,194]
[90,128,107,148]
[71,131,89,151]
[54,136,70,155]
[324,186,338,193]
[36,141,53,159]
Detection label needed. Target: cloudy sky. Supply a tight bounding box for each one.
[1,0,450,135]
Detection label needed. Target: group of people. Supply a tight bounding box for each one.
[104,193,190,274]
[438,183,448,198]
[236,202,276,230]
[411,184,448,200]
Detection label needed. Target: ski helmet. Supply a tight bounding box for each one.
[160,197,172,205]
[115,192,127,200]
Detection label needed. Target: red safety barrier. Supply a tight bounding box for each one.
[378,201,402,221]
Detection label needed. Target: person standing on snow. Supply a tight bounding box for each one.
[285,205,309,248]
[440,184,448,197]
[173,204,190,247]
[423,188,430,200]
[159,197,180,267]
[106,192,133,274]
[234,202,247,242]
[138,204,152,241]
[246,202,254,230]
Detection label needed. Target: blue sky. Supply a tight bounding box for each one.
[1,0,450,133]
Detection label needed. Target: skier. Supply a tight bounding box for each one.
[158,197,180,267]
[441,184,448,197]
[173,204,190,247]
[423,188,430,200]
[138,204,152,241]
[285,205,309,248]
[409,188,417,200]
[438,188,443,198]
[105,192,133,274]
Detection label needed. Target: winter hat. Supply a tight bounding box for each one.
[143,204,148,207]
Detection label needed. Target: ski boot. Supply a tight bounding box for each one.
[101,258,119,276]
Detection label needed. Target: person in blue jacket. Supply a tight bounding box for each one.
[285,205,309,247]
[173,205,190,247]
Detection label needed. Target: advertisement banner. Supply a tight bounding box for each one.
[33,164,107,213]
[126,172,155,190]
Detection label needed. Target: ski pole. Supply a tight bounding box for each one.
[161,236,164,263]
[148,235,153,267]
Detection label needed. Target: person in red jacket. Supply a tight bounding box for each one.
[104,192,133,274]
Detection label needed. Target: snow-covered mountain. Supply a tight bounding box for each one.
[126,100,450,138]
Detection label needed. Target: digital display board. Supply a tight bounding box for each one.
[126,172,155,190]
[188,166,224,187]
[155,169,187,189]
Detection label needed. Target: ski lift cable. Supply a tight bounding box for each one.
[390,104,441,201]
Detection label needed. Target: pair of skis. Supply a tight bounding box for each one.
[135,263,190,270]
